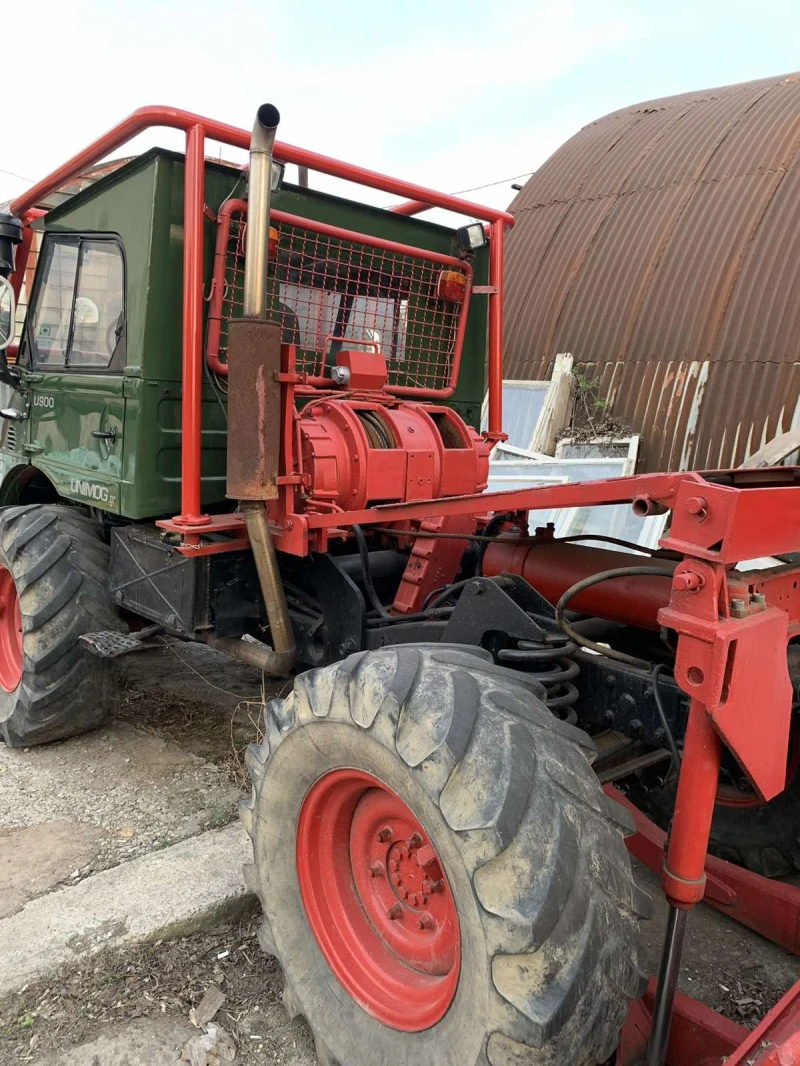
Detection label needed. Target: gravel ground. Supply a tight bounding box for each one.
[0,641,286,916]
[0,638,797,1065]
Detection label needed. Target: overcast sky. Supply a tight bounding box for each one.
[2,0,800,218]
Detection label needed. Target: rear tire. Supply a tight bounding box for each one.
[243,645,651,1066]
[0,504,123,747]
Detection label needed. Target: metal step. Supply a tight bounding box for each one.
[80,626,162,658]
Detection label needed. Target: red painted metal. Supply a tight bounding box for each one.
[617,979,747,1065]
[296,768,459,1032]
[293,396,489,514]
[10,105,512,545]
[482,539,675,628]
[206,201,474,398]
[0,567,22,692]
[174,123,209,527]
[487,219,506,440]
[660,560,793,803]
[9,106,514,227]
[606,786,800,953]
[724,979,800,1065]
[392,513,477,614]
[334,349,388,391]
[661,699,724,908]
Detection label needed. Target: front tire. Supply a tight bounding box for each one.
[0,504,123,747]
[243,645,651,1066]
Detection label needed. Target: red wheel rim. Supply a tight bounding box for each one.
[296,769,460,1031]
[0,567,22,692]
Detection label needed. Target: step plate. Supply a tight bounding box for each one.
[80,631,146,658]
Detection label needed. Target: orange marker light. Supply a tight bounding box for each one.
[437,270,467,303]
[268,225,279,261]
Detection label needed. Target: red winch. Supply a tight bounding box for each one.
[296,351,491,511]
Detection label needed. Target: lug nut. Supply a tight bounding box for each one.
[408,833,422,849]
[377,827,392,843]
[408,893,419,907]
[390,859,400,872]
[368,863,384,878]
[387,903,403,920]
[417,914,435,931]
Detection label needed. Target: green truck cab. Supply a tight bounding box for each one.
[1,151,488,520]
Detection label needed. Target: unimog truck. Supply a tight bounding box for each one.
[0,102,798,1066]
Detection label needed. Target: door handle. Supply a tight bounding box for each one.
[91,427,117,442]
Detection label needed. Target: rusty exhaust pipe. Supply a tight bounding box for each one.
[242,103,280,318]
[225,103,295,677]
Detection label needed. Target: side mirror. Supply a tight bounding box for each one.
[0,277,15,352]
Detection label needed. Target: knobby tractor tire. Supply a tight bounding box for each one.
[242,645,651,1066]
[0,504,123,748]
[633,761,800,879]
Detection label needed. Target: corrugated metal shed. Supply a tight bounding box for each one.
[505,72,800,471]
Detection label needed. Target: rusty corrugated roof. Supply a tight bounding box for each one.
[505,71,800,471]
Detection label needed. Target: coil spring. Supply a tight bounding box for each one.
[497,638,580,725]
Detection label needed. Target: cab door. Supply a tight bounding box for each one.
[22,234,126,511]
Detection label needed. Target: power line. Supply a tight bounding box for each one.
[0,166,33,183]
[449,171,533,196]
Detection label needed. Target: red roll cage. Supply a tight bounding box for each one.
[8,104,514,528]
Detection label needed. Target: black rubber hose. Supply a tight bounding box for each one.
[652,663,682,774]
[352,525,392,619]
[554,566,675,670]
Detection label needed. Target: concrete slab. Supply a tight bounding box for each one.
[0,823,254,997]
[30,1017,196,1065]
[0,820,107,919]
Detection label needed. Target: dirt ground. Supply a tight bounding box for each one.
[0,916,317,1065]
[0,639,797,1064]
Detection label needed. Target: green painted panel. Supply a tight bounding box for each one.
[6,148,489,520]
[26,371,125,510]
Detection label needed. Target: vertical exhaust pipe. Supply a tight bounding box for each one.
[242,103,280,319]
[230,103,295,676]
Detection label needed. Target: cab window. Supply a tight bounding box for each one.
[28,235,125,370]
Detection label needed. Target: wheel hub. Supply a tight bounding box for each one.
[296,768,460,1031]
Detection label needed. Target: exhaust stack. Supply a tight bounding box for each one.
[242,103,280,319]
[226,103,295,676]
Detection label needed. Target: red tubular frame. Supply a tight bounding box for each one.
[606,785,800,954]
[205,200,474,395]
[9,105,514,534]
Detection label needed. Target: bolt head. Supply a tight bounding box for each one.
[368,863,384,878]
[387,903,403,920]
[417,914,435,931]
[408,833,422,850]
[377,827,392,843]
[408,893,419,907]
[429,879,444,894]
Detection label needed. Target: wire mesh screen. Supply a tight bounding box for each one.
[210,206,469,395]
